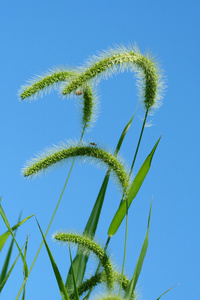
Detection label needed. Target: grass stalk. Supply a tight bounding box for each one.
[118,208,128,296]
[118,108,149,295]
[16,128,86,300]
[85,108,149,298]
[84,108,149,299]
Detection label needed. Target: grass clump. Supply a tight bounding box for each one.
[9,44,167,300]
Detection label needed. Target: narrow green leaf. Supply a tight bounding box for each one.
[156,284,180,300]
[36,219,70,300]
[0,242,26,292]
[23,236,29,278]
[68,246,80,300]
[65,112,136,291]
[124,200,153,298]
[66,172,110,292]
[0,214,34,252]
[0,204,29,273]
[108,137,160,236]
[0,212,22,285]
[21,236,29,300]
[114,110,137,156]
[0,236,15,287]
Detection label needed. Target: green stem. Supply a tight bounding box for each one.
[84,109,149,299]
[15,127,86,300]
[83,237,110,300]
[118,108,149,295]
[119,205,128,296]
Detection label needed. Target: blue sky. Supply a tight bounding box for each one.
[0,1,199,299]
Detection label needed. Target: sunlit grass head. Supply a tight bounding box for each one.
[53,232,114,289]
[61,44,165,113]
[75,84,99,131]
[19,68,98,129]
[18,67,76,101]
[22,140,130,194]
[17,44,165,300]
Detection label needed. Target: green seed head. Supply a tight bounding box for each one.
[19,68,98,128]
[75,84,99,130]
[53,232,114,289]
[22,140,130,194]
[61,44,164,113]
[19,67,75,101]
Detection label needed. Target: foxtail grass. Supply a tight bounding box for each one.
[22,141,130,193]
[69,271,136,300]
[19,68,75,101]
[17,43,165,300]
[53,233,114,289]
[61,45,164,113]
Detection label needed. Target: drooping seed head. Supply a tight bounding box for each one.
[68,270,134,300]
[19,67,76,101]
[22,140,130,194]
[19,68,98,129]
[75,84,99,130]
[53,232,114,289]
[61,44,164,113]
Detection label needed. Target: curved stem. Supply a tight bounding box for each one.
[29,127,86,271]
[16,127,86,300]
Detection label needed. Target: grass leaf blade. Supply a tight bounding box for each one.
[65,172,110,291]
[156,284,180,300]
[0,213,34,252]
[21,236,29,300]
[124,200,153,298]
[0,203,29,273]
[0,242,26,292]
[0,211,22,285]
[0,237,15,287]
[65,112,136,291]
[68,246,80,300]
[36,219,70,300]
[114,110,137,156]
[108,137,160,236]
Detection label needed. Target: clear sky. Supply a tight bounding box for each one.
[0,1,199,299]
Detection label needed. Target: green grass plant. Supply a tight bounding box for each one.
[65,109,137,293]
[36,219,70,300]
[0,198,34,294]
[68,245,80,300]
[54,233,114,289]
[1,44,172,299]
[0,240,27,292]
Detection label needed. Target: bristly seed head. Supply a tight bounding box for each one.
[22,140,130,193]
[81,84,98,130]
[19,68,98,129]
[19,68,76,101]
[53,232,114,289]
[61,44,165,113]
